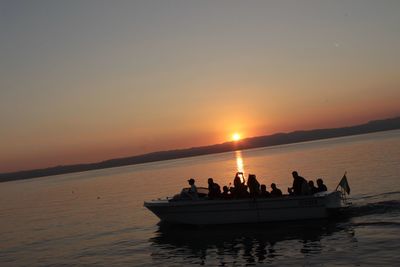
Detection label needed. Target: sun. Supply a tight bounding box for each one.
[232,133,241,141]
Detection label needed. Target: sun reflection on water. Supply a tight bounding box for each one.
[235,150,244,179]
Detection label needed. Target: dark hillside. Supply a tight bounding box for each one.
[1,116,399,182]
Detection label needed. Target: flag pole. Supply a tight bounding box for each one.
[335,171,347,191]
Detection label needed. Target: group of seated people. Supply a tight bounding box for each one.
[184,171,328,200]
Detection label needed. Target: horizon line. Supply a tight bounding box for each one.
[1,114,399,177]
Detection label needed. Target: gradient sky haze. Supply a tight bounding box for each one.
[1,0,399,172]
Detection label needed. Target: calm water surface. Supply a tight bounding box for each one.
[1,130,400,266]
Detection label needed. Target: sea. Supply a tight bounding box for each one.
[1,130,400,266]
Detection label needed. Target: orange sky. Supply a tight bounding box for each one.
[1,1,400,173]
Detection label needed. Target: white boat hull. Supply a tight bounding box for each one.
[144,191,346,225]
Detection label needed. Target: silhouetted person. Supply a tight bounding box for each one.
[288,171,309,196]
[221,186,231,199]
[316,178,328,192]
[233,172,245,188]
[208,178,221,199]
[308,180,318,194]
[247,174,260,197]
[185,178,198,200]
[232,172,248,198]
[260,184,270,197]
[270,183,283,197]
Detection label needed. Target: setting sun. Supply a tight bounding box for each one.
[232,133,241,141]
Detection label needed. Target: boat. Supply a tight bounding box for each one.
[144,176,351,225]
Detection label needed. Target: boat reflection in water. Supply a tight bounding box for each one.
[149,219,355,265]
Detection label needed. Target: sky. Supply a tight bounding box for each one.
[1,0,400,173]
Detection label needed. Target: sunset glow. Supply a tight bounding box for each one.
[232,133,241,141]
[0,1,399,173]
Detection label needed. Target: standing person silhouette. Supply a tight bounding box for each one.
[288,171,309,196]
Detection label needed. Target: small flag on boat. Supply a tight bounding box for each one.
[338,173,350,194]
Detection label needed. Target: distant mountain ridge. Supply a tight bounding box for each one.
[1,116,400,182]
